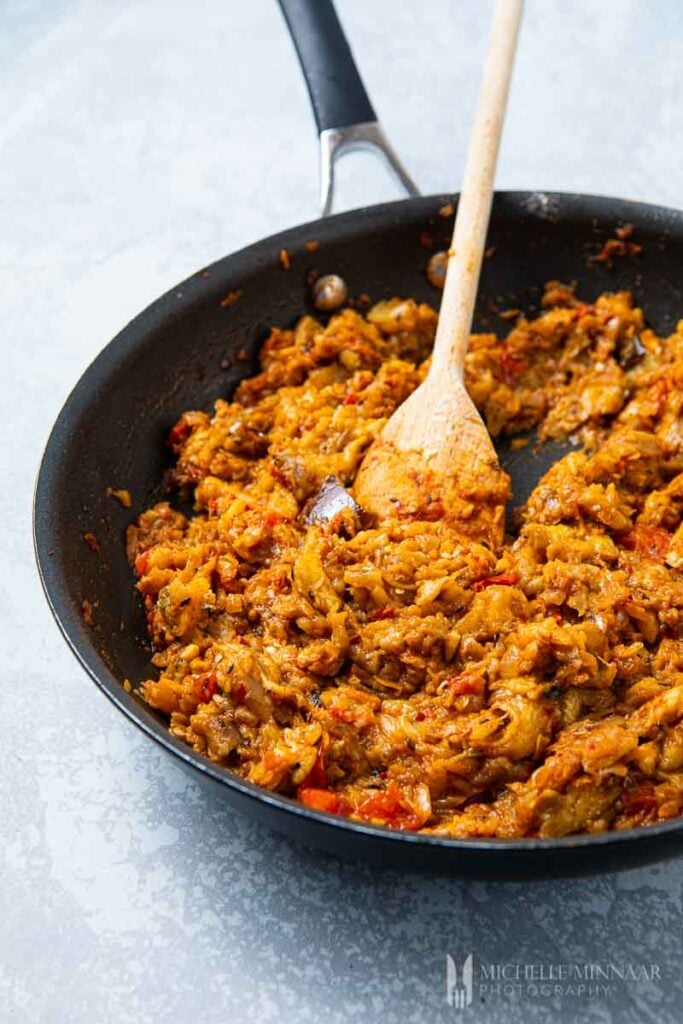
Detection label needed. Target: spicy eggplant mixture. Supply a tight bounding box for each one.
[128,283,683,838]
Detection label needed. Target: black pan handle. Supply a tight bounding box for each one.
[276,0,419,215]
[277,0,376,133]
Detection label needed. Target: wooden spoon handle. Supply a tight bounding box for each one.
[430,0,524,377]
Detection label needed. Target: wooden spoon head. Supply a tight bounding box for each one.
[353,373,510,546]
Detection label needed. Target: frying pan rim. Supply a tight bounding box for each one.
[34,189,683,857]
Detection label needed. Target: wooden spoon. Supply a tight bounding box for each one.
[354,0,523,546]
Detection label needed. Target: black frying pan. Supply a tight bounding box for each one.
[34,0,683,879]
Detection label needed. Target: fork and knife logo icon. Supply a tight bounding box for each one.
[446,954,474,1011]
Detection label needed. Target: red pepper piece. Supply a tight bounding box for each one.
[473,571,519,592]
[297,787,348,814]
[415,708,436,722]
[499,348,527,385]
[193,672,218,703]
[300,749,326,789]
[355,784,422,831]
[167,416,193,452]
[233,683,247,703]
[297,749,348,815]
[134,551,150,576]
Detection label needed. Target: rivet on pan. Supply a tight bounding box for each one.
[426,251,448,290]
[312,274,348,311]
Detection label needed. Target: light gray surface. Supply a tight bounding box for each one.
[2,1,682,1021]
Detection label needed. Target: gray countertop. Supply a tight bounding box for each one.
[3,1,682,1021]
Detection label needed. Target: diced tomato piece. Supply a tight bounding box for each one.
[355,784,422,831]
[193,672,218,703]
[445,672,485,696]
[473,571,519,592]
[368,606,398,621]
[343,392,360,406]
[330,706,356,724]
[263,512,281,528]
[621,525,670,562]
